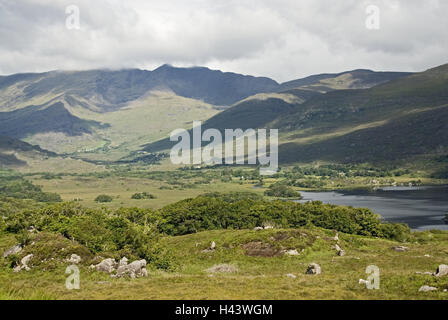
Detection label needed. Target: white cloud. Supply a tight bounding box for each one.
[0,0,446,81]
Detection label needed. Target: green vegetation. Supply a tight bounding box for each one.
[94,194,113,203]
[0,170,61,202]
[264,182,301,198]
[131,192,156,200]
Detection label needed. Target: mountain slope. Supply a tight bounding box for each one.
[0,102,107,139]
[278,69,412,93]
[276,63,448,164]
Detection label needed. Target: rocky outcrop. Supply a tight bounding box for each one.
[115,259,148,278]
[91,257,148,278]
[92,258,116,273]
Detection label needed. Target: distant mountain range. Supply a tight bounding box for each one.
[1,62,447,169]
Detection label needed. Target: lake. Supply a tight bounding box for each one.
[297,186,448,230]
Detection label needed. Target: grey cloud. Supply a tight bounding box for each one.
[0,0,446,81]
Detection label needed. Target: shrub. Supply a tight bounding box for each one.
[131,192,156,200]
[94,194,113,203]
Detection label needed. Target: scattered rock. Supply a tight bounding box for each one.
[3,245,22,258]
[332,244,345,256]
[67,254,81,265]
[424,254,431,258]
[118,257,128,268]
[359,279,368,285]
[419,285,437,292]
[201,241,217,253]
[306,263,321,275]
[284,249,300,256]
[206,264,238,273]
[435,265,448,277]
[253,227,264,231]
[392,246,409,252]
[14,254,34,272]
[286,273,296,279]
[115,259,148,278]
[94,258,116,273]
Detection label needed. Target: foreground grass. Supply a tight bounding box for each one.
[1,228,448,300]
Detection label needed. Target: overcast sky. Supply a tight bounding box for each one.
[0,0,447,82]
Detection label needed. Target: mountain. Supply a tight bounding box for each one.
[0,102,107,139]
[0,64,420,164]
[274,63,448,164]
[143,69,412,153]
[0,66,279,111]
[277,69,412,93]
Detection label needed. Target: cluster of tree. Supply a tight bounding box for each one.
[157,194,410,240]
[264,183,301,198]
[131,192,156,200]
[287,164,412,179]
[0,174,61,202]
[94,194,113,203]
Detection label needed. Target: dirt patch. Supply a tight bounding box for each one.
[242,241,282,257]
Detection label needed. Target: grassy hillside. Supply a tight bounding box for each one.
[1,211,448,299]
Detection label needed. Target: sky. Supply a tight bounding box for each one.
[0,0,447,82]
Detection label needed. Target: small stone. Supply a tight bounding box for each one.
[284,249,300,256]
[419,285,437,292]
[434,265,448,277]
[392,246,409,252]
[67,254,81,264]
[306,263,321,275]
[359,279,368,285]
[210,241,216,250]
[286,273,296,279]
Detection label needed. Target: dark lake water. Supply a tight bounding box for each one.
[297,186,448,230]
